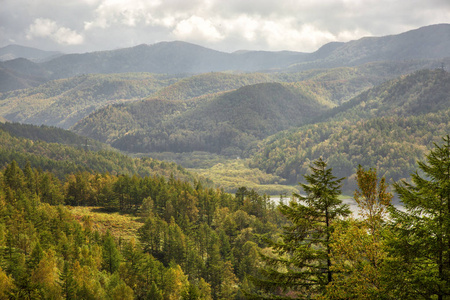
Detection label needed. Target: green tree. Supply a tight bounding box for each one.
[387,135,450,299]
[354,165,392,235]
[59,261,76,300]
[102,231,121,274]
[252,158,349,299]
[0,266,15,300]
[325,166,393,299]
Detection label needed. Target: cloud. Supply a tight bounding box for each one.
[172,16,223,42]
[1,0,449,52]
[84,0,162,30]
[26,18,84,45]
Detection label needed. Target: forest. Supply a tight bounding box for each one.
[0,135,449,299]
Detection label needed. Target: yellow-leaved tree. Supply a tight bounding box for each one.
[325,165,393,299]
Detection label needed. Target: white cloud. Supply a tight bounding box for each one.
[26,18,84,45]
[173,15,223,42]
[2,0,449,52]
[84,0,161,30]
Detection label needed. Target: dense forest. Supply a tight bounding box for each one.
[248,135,450,299]
[104,83,328,155]
[0,135,449,299]
[250,69,450,192]
[0,123,203,184]
[0,160,282,299]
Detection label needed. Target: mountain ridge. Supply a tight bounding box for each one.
[1,24,448,84]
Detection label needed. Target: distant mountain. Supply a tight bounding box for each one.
[72,82,330,155]
[0,59,49,92]
[38,23,450,77]
[41,42,239,78]
[250,69,450,191]
[288,24,450,71]
[0,24,448,93]
[0,44,62,62]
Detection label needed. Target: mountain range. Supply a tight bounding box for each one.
[0,23,449,93]
[0,44,62,62]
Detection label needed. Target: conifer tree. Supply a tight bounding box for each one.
[59,261,76,300]
[388,135,450,299]
[251,158,349,299]
[102,231,121,274]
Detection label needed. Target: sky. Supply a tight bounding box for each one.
[1,0,449,54]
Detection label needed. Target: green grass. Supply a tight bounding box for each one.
[69,206,144,241]
[189,158,300,195]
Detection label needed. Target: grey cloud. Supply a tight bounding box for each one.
[0,0,449,53]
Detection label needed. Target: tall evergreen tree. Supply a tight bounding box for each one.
[250,158,349,299]
[388,135,450,299]
[102,231,121,274]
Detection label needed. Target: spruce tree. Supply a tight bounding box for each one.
[388,135,450,299]
[250,158,349,299]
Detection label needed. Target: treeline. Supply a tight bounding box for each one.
[0,161,283,299]
[0,126,203,184]
[0,122,105,150]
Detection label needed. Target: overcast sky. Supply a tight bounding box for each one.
[1,0,449,54]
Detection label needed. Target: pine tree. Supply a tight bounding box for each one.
[388,135,450,299]
[59,261,76,300]
[251,158,349,299]
[102,231,121,274]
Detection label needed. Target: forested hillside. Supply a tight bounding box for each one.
[74,82,329,156]
[0,123,201,183]
[0,73,181,128]
[251,69,450,191]
[151,72,274,101]
[0,60,428,130]
[0,63,47,92]
[1,136,449,299]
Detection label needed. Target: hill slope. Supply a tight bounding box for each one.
[250,69,450,191]
[0,73,180,128]
[0,60,432,128]
[0,122,202,183]
[0,58,49,92]
[73,82,329,155]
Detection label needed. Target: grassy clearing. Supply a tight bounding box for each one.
[137,152,300,195]
[189,158,299,195]
[69,206,144,241]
